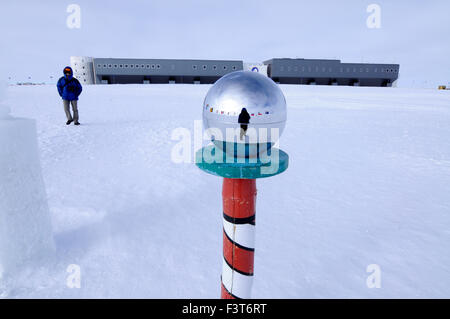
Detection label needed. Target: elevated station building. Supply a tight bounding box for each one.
[264,58,399,87]
[71,56,399,87]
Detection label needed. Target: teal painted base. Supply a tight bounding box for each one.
[195,144,289,179]
[212,141,273,159]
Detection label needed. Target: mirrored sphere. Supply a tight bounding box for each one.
[203,71,287,157]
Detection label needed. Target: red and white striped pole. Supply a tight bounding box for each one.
[221,178,256,299]
[196,71,289,298]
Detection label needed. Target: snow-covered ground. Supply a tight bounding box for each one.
[1,83,450,298]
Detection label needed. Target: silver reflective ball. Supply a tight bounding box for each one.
[203,71,287,157]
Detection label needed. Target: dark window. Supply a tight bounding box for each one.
[156,64,161,69]
[213,65,217,70]
[119,64,123,68]
[232,66,236,70]
[193,65,197,69]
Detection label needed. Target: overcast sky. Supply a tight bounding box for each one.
[0,0,449,87]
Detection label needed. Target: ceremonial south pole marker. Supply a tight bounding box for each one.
[196,71,289,299]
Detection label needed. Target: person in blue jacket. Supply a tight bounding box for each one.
[57,66,82,125]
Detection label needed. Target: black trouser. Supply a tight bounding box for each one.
[240,124,248,139]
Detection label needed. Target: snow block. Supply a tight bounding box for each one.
[0,81,10,119]
[0,117,54,277]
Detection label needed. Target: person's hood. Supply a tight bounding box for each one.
[63,66,73,77]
